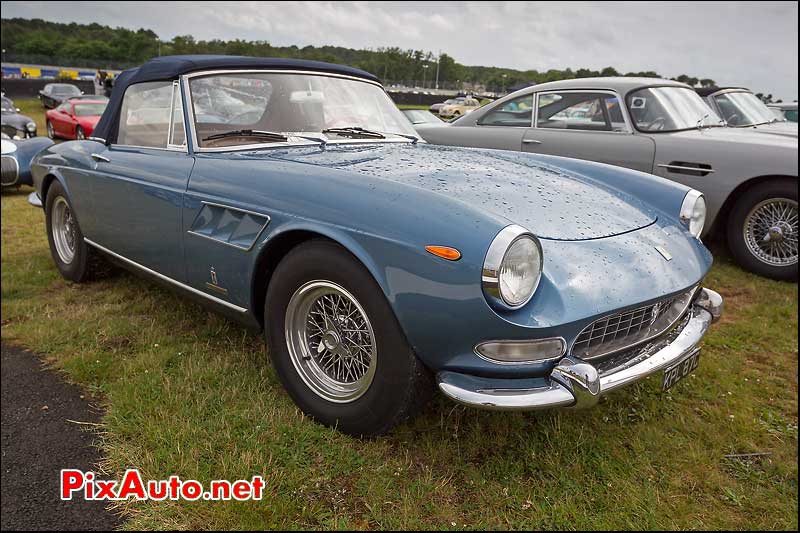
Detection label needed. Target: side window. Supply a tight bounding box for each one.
[478,94,533,127]
[117,81,173,147]
[537,92,612,131]
[55,103,70,113]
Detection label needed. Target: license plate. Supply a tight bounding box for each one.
[662,348,701,391]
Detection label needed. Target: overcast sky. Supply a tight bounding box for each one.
[2,1,798,100]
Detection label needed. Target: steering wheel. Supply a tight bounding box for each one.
[648,117,666,131]
[725,113,739,126]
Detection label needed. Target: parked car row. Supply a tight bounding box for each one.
[414,77,797,281]
[22,55,731,436]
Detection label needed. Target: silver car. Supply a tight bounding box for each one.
[416,77,798,280]
[697,87,797,138]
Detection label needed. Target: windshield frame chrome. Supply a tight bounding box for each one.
[181,69,413,153]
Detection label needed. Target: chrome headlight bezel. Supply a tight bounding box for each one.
[482,224,543,310]
[679,189,706,239]
[25,121,36,132]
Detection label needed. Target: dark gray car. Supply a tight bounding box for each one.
[1,96,37,138]
[38,83,82,109]
[416,77,798,280]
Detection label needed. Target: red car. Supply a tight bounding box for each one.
[45,99,108,140]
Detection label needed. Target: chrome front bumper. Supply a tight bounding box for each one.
[437,287,723,411]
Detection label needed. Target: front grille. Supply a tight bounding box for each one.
[1,156,19,186]
[572,287,697,360]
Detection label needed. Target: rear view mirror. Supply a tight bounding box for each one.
[290,91,325,104]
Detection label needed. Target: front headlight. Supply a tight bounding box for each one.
[483,225,543,310]
[26,122,36,132]
[680,190,706,238]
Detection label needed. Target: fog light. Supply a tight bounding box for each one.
[475,337,566,364]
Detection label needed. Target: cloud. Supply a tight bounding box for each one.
[1,0,797,99]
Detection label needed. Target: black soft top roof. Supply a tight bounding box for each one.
[93,55,380,142]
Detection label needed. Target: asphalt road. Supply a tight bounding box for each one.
[1,343,122,531]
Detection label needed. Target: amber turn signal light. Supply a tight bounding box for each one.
[425,245,461,261]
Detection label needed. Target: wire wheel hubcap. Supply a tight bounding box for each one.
[52,196,76,264]
[285,280,377,403]
[743,197,798,267]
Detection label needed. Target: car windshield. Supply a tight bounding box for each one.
[713,91,778,126]
[52,85,81,96]
[1,98,14,112]
[627,86,724,132]
[188,72,417,148]
[74,103,107,116]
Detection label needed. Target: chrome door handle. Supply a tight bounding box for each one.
[522,139,542,145]
[91,153,110,163]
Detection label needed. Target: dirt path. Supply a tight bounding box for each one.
[1,343,122,531]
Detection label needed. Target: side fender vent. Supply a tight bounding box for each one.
[658,161,714,177]
[189,201,270,251]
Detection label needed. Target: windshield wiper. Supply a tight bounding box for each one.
[321,127,385,139]
[321,126,419,143]
[202,129,288,142]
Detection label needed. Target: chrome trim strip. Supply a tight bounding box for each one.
[658,164,715,174]
[83,238,248,313]
[437,288,722,411]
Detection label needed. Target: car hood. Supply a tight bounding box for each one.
[745,121,798,138]
[658,126,799,147]
[261,143,658,241]
[1,112,33,128]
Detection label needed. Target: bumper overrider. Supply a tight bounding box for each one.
[438,287,723,410]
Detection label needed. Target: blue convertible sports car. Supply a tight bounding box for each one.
[30,56,723,435]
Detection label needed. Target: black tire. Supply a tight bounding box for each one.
[75,126,85,140]
[727,179,798,281]
[265,240,433,436]
[46,120,56,139]
[45,181,106,282]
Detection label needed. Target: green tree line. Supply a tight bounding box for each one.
[1,17,717,91]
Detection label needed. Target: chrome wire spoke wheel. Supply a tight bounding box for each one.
[743,197,798,267]
[51,196,76,264]
[285,280,377,403]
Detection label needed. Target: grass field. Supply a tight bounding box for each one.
[1,100,798,530]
